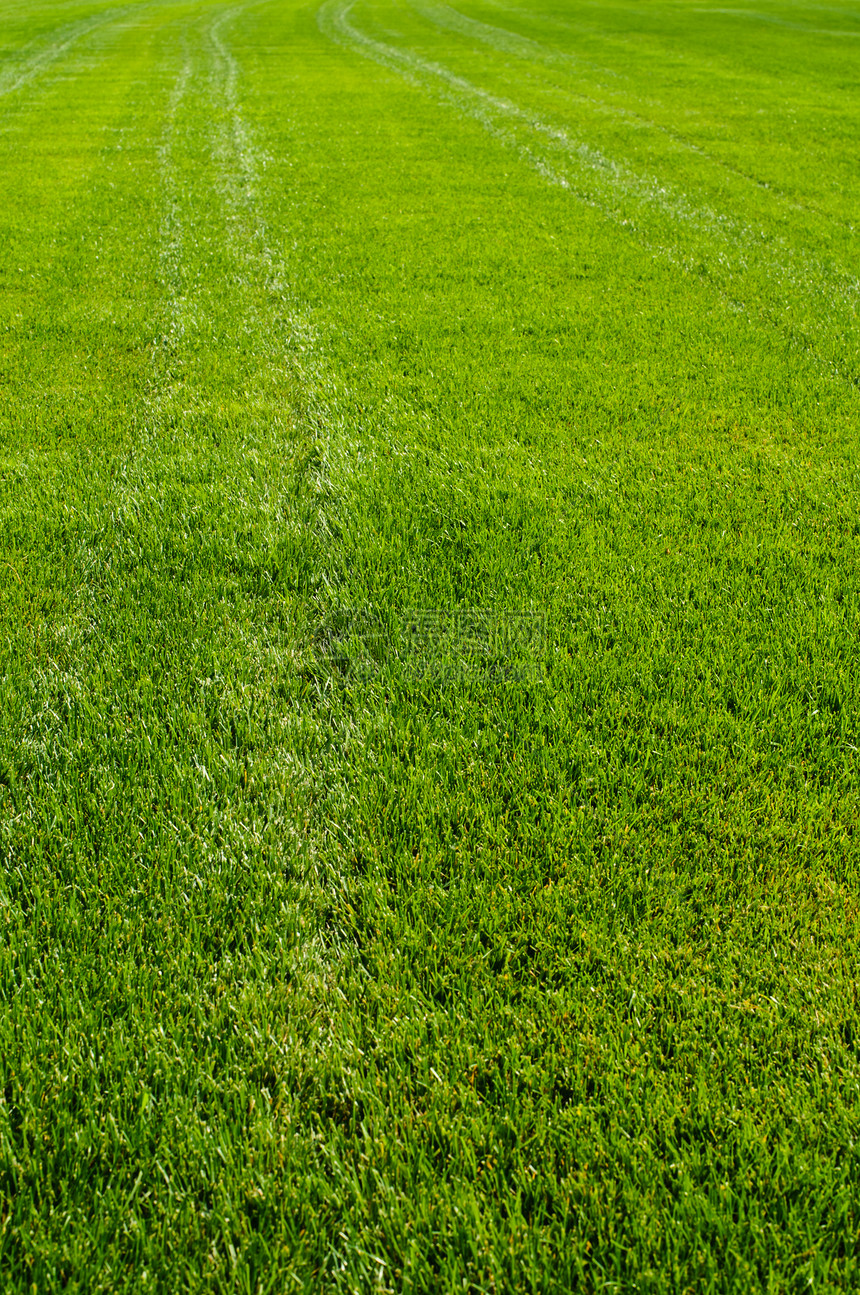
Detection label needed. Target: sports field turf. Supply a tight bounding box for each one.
[2,0,860,1289]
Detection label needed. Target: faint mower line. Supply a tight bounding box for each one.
[0,4,144,99]
[318,0,860,391]
[412,0,828,220]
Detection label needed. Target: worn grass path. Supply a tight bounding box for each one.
[2,1,860,1290]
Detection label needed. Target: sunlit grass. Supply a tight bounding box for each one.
[2,0,860,1290]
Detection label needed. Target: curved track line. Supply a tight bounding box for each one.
[315,1,774,251]
[412,0,613,75]
[317,0,860,386]
[411,0,833,224]
[0,5,143,100]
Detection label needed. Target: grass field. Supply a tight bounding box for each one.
[2,0,860,1289]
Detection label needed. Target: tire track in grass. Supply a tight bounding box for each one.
[0,4,145,100]
[412,0,839,222]
[0,9,287,1281]
[133,1,366,1068]
[0,5,372,1273]
[196,9,401,1251]
[2,0,428,1281]
[313,3,730,230]
[318,0,860,395]
[414,0,616,77]
[431,0,860,241]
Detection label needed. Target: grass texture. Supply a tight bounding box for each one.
[2,0,860,1289]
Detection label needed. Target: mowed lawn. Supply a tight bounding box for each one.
[2,0,860,1289]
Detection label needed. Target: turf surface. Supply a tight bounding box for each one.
[2,0,860,1289]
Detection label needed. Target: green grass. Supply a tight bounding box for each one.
[2,0,860,1289]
